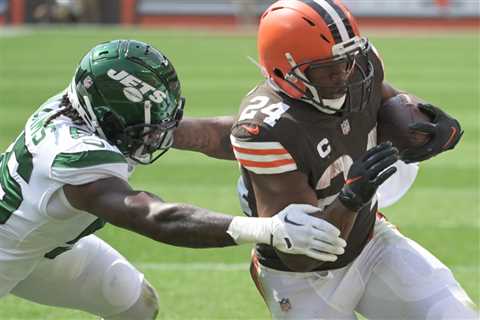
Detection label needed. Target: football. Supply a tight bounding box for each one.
[377,94,431,152]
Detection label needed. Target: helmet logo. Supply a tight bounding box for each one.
[123,87,144,103]
[107,68,167,104]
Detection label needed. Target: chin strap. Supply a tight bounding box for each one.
[320,95,347,113]
[267,78,345,115]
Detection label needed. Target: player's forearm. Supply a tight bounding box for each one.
[381,82,425,105]
[314,198,358,241]
[143,201,280,248]
[94,188,273,248]
[172,116,235,160]
[275,199,357,272]
[146,203,237,248]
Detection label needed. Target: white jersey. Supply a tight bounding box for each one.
[0,93,129,283]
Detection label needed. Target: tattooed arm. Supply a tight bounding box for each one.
[172,116,236,160]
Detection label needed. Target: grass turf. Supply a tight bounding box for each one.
[0,27,478,319]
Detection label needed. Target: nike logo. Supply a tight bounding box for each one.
[241,124,260,135]
[269,235,292,249]
[284,213,303,226]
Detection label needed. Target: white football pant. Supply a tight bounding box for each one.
[9,235,158,319]
[251,217,478,320]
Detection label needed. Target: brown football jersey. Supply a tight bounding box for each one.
[231,47,385,271]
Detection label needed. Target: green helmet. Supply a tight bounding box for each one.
[67,39,185,164]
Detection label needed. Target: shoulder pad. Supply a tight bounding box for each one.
[49,125,129,185]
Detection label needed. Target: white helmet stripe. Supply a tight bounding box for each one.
[142,101,152,149]
[144,101,152,126]
[313,0,349,41]
[311,0,350,42]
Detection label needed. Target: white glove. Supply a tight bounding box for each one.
[271,204,346,262]
[227,204,346,262]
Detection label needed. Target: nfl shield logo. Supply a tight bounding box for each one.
[341,119,351,135]
[83,76,94,89]
[279,298,292,312]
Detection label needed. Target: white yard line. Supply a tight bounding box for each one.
[137,262,249,271]
[135,262,478,273]
[0,28,32,38]
[398,222,480,229]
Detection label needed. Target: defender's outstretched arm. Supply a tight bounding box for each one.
[63,177,345,258]
[64,177,235,247]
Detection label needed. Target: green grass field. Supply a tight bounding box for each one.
[0,27,478,319]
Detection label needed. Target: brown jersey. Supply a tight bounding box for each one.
[231,47,384,271]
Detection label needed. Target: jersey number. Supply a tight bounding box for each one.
[0,111,52,223]
[315,128,377,209]
[239,96,289,127]
[0,133,33,223]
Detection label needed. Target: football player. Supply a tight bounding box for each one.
[0,39,349,319]
[223,0,475,319]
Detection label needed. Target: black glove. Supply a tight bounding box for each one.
[338,142,399,212]
[402,104,463,163]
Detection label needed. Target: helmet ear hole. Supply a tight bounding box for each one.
[273,68,284,79]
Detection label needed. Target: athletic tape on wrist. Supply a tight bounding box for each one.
[226,216,272,245]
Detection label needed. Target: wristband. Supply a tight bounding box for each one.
[226,216,272,245]
[338,188,364,212]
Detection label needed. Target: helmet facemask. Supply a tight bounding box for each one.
[281,37,374,114]
[101,97,185,164]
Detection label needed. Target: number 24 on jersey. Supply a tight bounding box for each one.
[239,96,289,127]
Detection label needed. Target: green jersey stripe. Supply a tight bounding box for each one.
[45,218,106,259]
[53,150,127,169]
[44,246,72,260]
[66,218,106,245]
[14,132,34,183]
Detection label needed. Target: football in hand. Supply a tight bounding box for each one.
[377,94,432,152]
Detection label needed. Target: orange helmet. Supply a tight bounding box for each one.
[258,0,374,113]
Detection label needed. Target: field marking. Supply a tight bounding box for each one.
[403,224,480,230]
[0,26,477,38]
[138,262,249,271]
[398,221,480,229]
[135,262,478,273]
[0,28,32,38]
